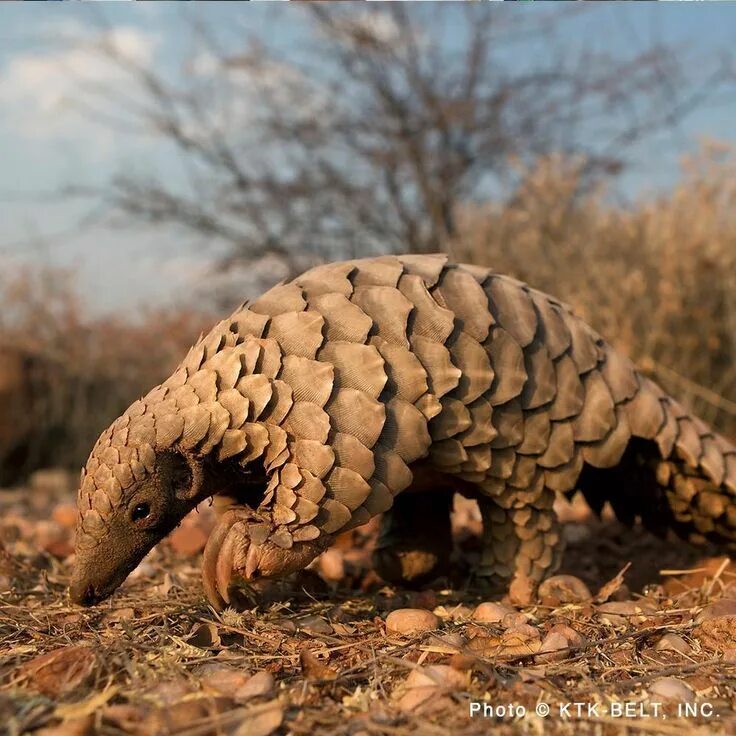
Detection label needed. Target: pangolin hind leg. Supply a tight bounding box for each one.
[372,489,454,586]
[474,483,563,605]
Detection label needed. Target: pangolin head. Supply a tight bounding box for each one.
[69,329,338,607]
[69,398,210,606]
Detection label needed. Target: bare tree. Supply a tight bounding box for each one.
[68,5,732,281]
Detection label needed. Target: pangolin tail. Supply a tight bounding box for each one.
[575,375,736,548]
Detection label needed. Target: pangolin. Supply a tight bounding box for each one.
[69,254,736,609]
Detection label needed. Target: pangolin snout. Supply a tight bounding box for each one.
[69,578,102,606]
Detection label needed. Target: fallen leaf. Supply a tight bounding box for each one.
[595,563,631,603]
[17,646,95,698]
[300,648,338,682]
[295,615,333,635]
[186,622,222,649]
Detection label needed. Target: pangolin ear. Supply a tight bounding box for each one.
[168,452,203,502]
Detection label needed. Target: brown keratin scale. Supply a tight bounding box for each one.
[69,254,736,609]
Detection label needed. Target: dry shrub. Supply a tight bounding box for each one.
[453,141,736,437]
[0,266,211,485]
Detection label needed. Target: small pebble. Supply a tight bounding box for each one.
[36,716,94,736]
[538,575,591,605]
[501,612,531,629]
[51,504,78,529]
[236,670,275,701]
[648,677,695,703]
[471,601,514,623]
[102,705,149,732]
[405,664,466,690]
[318,549,345,582]
[547,623,586,648]
[596,600,654,626]
[397,687,436,712]
[536,632,570,662]
[386,608,439,635]
[199,664,250,697]
[435,632,465,651]
[150,680,193,705]
[655,633,691,655]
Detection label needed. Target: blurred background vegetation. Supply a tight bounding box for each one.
[1,5,735,486]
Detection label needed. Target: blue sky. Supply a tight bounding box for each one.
[0,3,735,315]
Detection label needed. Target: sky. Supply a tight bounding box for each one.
[1,3,735,317]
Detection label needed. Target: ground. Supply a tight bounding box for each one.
[3,471,736,736]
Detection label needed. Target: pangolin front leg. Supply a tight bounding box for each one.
[372,490,454,587]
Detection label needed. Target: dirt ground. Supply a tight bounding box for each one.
[3,471,736,736]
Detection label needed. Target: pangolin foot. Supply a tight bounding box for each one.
[471,569,538,607]
[201,507,331,610]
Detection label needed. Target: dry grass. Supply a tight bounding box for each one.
[3,482,736,735]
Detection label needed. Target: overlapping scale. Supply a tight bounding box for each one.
[486,277,537,348]
[250,283,307,315]
[268,311,325,359]
[318,342,386,398]
[434,267,493,343]
[308,293,373,343]
[351,285,413,348]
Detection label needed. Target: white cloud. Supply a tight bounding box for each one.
[331,10,403,48]
[0,26,158,148]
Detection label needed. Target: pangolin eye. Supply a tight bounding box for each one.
[131,503,151,522]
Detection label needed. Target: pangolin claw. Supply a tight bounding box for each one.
[202,509,262,609]
[202,517,233,609]
[215,525,239,605]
